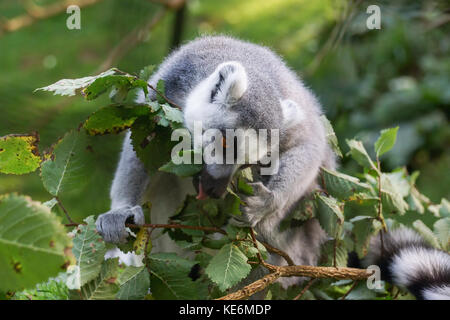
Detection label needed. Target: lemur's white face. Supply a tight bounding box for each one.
[184,61,305,199]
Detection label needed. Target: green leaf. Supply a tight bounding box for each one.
[84,105,150,135]
[156,80,166,104]
[346,139,378,172]
[13,273,69,300]
[130,116,175,174]
[139,65,155,80]
[40,131,90,196]
[0,194,71,292]
[148,253,198,300]
[343,194,378,220]
[380,174,409,215]
[433,218,450,251]
[116,266,150,300]
[315,194,344,238]
[70,216,107,287]
[205,243,251,291]
[352,218,382,258]
[412,220,441,249]
[320,115,343,158]
[320,167,371,200]
[83,75,148,101]
[344,281,378,300]
[76,258,119,300]
[320,240,348,267]
[375,127,398,157]
[0,133,41,175]
[237,177,254,196]
[159,159,202,177]
[35,68,117,97]
[161,104,184,124]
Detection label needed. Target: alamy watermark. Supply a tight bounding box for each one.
[66,5,81,30]
[170,121,280,175]
[366,5,381,30]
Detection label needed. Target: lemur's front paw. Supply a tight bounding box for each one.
[230,182,276,228]
[95,205,144,243]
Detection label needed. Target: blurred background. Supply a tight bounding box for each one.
[0,0,449,221]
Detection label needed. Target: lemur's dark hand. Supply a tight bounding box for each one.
[95,205,144,243]
[230,182,277,227]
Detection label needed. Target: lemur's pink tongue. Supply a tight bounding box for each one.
[196,182,209,200]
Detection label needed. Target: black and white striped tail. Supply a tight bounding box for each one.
[364,228,450,300]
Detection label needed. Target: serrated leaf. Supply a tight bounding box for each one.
[321,167,371,200]
[13,273,69,300]
[433,218,450,251]
[148,253,198,300]
[0,194,71,292]
[380,174,409,215]
[139,65,155,80]
[84,105,150,135]
[71,216,107,287]
[0,133,41,175]
[205,243,251,291]
[159,160,202,177]
[320,115,343,158]
[156,80,166,104]
[346,139,378,172]
[375,127,398,157]
[161,104,183,123]
[344,281,378,300]
[35,69,116,97]
[83,75,148,101]
[412,220,441,249]
[320,240,348,267]
[130,116,175,174]
[116,266,150,300]
[77,258,119,300]
[353,218,382,258]
[40,131,90,196]
[133,227,152,255]
[344,195,378,220]
[315,194,344,238]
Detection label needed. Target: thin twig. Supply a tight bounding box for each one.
[340,280,359,300]
[111,68,182,110]
[129,223,227,235]
[249,228,264,264]
[260,241,294,266]
[147,83,183,110]
[56,197,74,224]
[293,278,316,300]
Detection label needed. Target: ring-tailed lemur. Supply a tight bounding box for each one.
[95,36,450,297]
[363,228,450,300]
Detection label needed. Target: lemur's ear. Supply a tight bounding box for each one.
[210,61,248,105]
[281,99,304,127]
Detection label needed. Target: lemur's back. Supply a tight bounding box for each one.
[149,36,323,118]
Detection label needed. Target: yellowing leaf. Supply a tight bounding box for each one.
[0,134,41,175]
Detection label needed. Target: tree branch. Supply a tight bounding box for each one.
[97,8,168,72]
[217,264,373,300]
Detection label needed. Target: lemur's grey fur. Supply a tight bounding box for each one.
[96,36,336,288]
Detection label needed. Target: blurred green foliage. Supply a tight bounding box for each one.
[0,0,448,223]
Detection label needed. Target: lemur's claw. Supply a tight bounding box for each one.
[95,205,144,243]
